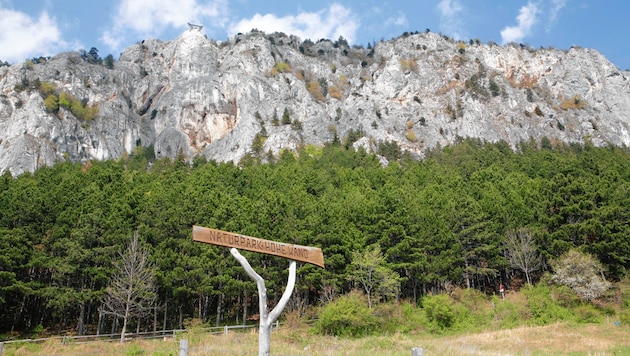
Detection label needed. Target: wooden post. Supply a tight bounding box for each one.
[411,347,424,356]
[230,248,296,356]
[179,339,188,356]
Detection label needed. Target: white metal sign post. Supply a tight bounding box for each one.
[193,225,325,356]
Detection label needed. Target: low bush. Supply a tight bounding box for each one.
[271,62,292,75]
[492,294,530,329]
[574,304,603,323]
[44,94,59,112]
[450,288,494,330]
[39,81,56,97]
[315,290,378,337]
[405,130,417,142]
[421,294,455,332]
[37,81,98,120]
[553,284,581,308]
[59,92,99,120]
[523,284,573,325]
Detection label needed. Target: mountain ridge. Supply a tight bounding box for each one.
[1,28,629,175]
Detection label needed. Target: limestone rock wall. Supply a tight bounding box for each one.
[1,29,629,175]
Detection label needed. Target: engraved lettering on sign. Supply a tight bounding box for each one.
[192,225,325,268]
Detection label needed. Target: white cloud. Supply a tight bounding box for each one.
[500,2,539,44]
[102,0,228,50]
[436,0,466,40]
[437,0,463,17]
[229,3,359,43]
[546,0,567,32]
[385,12,408,28]
[0,8,65,63]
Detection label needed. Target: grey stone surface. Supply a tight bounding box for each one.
[1,29,629,175]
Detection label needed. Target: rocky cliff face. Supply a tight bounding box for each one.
[1,28,630,175]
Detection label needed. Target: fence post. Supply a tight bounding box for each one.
[179,339,188,356]
[411,347,424,356]
[224,325,228,335]
[0,341,4,355]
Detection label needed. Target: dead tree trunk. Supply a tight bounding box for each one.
[102,231,156,343]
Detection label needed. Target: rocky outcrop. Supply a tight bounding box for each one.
[1,29,629,175]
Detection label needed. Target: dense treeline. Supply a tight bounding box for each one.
[1,139,629,335]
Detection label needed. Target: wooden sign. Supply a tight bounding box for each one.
[193,225,325,268]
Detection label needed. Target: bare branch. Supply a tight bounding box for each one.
[504,228,542,285]
[102,231,156,343]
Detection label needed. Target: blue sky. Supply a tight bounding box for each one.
[1,0,629,70]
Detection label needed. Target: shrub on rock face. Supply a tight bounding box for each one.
[44,94,59,112]
[104,54,114,69]
[281,107,291,124]
[271,61,291,75]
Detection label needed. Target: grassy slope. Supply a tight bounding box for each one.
[5,279,630,355]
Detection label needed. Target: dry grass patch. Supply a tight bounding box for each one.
[400,58,418,73]
[507,72,540,89]
[6,322,629,356]
[438,80,461,94]
[560,95,587,110]
[328,85,343,100]
[438,323,630,355]
[307,81,326,101]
